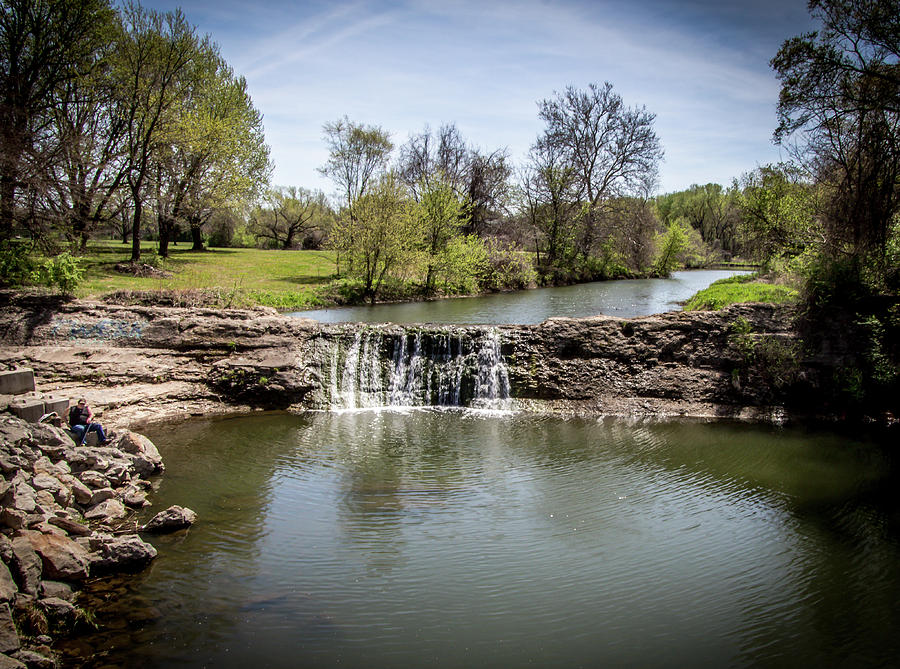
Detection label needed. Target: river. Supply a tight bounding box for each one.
[61,411,900,668]
[287,269,750,324]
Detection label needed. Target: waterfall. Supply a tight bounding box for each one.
[327,327,511,410]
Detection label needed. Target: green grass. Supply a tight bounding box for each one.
[74,240,337,310]
[683,274,799,311]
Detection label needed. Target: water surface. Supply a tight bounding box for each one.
[288,269,749,324]
[64,411,900,668]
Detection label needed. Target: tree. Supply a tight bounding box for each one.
[521,139,579,278]
[535,82,664,268]
[736,164,818,267]
[319,116,393,214]
[0,0,114,240]
[398,122,511,236]
[329,172,415,303]
[772,0,900,279]
[153,52,270,256]
[250,186,327,250]
[414,175,469,293]
[114,3,208,262]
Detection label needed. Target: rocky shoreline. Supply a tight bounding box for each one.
[1,415,197,668]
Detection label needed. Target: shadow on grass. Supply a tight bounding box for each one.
[281,275,336,286]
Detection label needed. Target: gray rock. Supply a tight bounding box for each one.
[0,603,19,654]
[29,475,61,495]
[0,653,27,669]
[5,482,37,515]
[83,498,126,522]
[0,509,27,531]
[114,432,163,472]
[9,649,55,669]
[91,535,157,574]
[46,517,91,538]
[8,538,41,596]
[0,563,15,604]
[39,581,74,603]
[87,487,116,507]
[142,505,197,534]
[75,471,108,490]
[38,597,76,625]
[64,476,92,506]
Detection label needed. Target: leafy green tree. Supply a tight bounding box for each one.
[329,172,415,303]
[735,163,817,268]
[250,186,328,250]
[154,52,270,256]
[0,0,114,241]
[772,0,900,282]
[414,175,469,293]
[114,3,208,262]
[653,218,689,276]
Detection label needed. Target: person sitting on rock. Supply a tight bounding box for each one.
[68,398,109,445]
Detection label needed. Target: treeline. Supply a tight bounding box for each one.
[0,0,270,275]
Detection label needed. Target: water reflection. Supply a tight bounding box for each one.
[61,412,900,668]
[288,270,751,324]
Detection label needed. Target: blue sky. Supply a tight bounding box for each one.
[141,0,815,196]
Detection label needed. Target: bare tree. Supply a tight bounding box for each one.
[536,82,663,261]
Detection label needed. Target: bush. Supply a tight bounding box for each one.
[34,252,85,293]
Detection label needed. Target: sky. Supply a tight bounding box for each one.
[140,0,816,197]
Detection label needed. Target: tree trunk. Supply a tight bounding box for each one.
[0,173,17,241]
[158,215,172,258]
[190,222,204,251]
[130,195,142,262]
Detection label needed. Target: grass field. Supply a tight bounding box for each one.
[76,240,337,309]
[683,273,799,311]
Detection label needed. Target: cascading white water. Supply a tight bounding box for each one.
[328,327,511,410]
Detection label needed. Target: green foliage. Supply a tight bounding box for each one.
[436,235,489,294]
[728,316,803,393]
[735,164,817,268]
[684,275,798,311]
[0,242,36,286]
[34,252,85,293]
[653,219,689,276]
[481,237,536,291]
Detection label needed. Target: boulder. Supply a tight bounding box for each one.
[75,471,108,490]
[8,649,53,669]
[0,653,27,669]
[17,531,90,582]
[114,431,163,473]
[29,474,62,495]
[0,603,19,654]
[39,581,74,603]
[91,535,157,574]
[8,538,41,596]
[142,505,197,534]
[0,563,15,604]
[86,488,116,507]
[63,477,92,506]
[38,597,76,626]
[5,482,37,514]
[83,498,126,522]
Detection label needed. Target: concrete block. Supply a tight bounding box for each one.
[41,394,70,417]
[0,369,34,395]
[9,398,45,423]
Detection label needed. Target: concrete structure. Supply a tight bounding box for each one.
[0,368,34,395]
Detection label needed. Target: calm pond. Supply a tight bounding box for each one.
[288,269,750,324]
[64,411,900,668]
